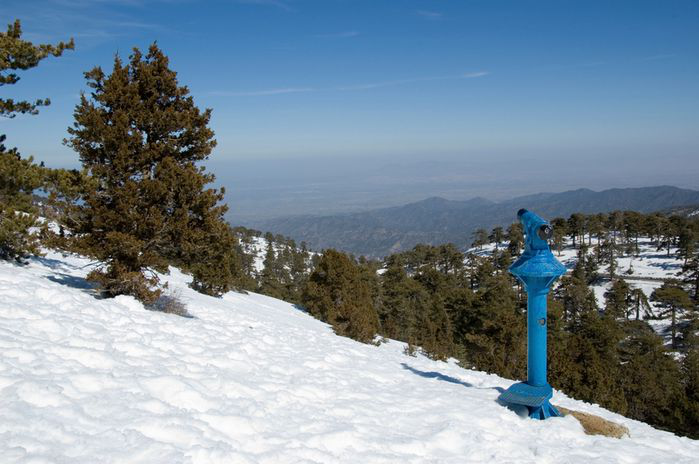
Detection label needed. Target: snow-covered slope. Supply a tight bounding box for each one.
[1,252,698,463]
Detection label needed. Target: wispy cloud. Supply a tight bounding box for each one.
[6,0,172,46]
[314,31,360,39]
[461,71,489,78]
[215,71,489,97]
[416,10,442,20]
[210,87,314,97]
[235,0,292,11]
[641,53,676,61]
[337,71,489,91]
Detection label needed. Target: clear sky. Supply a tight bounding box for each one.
[2,0,699,221]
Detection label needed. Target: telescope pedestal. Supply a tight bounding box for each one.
[497,209,566,420]
[499,382,561,419]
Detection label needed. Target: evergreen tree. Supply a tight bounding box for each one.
[651,280,693,349]
[678,227,696,266]
[488,226,504,251]
[604,279,631,321]
[551,217,567,255]
[623,211,643,256]
[258,238,286,299]
[0,20,73,262]
[681,348,699,437]
[357,256,382,317]
[378,255,412,340]
[629,287,652,321]
[557,255,598,325]
[65,44,229,303]
[588,213,606,247]
[506,222,523,256]
[461,272,526,379]
[187,221,244,297]
[600,228,620,280]
[620,331,686,432]
[567,213,585,249]
[682,254,699,304]
[288,243,311,302]
[302,249,379,343]
[557,311,627,413]
[436,243,465,276]
[471,228,489,250]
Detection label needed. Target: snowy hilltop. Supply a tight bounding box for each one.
[2,251,698,463]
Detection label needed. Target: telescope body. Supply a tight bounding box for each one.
[498,209,566,419]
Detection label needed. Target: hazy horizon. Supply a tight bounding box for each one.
[212,148,699,224]
[2,0,698,224]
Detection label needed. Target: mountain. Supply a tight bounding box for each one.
[3,251,699,462]
[254,186,699,257]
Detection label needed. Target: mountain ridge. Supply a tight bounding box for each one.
[253,185,699,257]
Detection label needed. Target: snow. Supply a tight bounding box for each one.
[1,251,698,463]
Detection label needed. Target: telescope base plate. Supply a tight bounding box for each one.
[499,382,562,420]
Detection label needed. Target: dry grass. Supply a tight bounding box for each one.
[148,289,193,318]
[557,406,630,439]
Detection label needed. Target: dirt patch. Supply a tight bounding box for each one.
[557,406,630,439]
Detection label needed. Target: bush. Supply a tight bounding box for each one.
[148,289,192,318]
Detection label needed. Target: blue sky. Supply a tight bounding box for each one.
[2,0,699,219]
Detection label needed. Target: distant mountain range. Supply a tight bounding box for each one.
[253,186,699,258]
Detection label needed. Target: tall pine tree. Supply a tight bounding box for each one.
[65,44,234,302]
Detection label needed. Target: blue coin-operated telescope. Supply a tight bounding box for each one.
[498,209,566,419]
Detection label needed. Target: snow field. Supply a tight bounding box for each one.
[1,251,698,463]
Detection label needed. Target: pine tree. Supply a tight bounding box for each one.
[302,249,379,343]
[557,257,598,325]
[0,20,73,262]
[65,44,229,303]
[604,279,631,321]
[567,213,585,249]
[558,311,628,413]
[288,244,311,303]
[461,272,526,379]
[620,331,686,432]
[471,228,489,250]
[551,217,567,255]
[629,287,652,321]
[379,255,415,340]
[587,213,605,248]
[623,211,643,256]
[488,226,504,250]
[681,348,699,438]
[436,243,464,276]
[506,222,523,256]
[678,227,696,266]
[651,280,694,349]
[258,237,286,299]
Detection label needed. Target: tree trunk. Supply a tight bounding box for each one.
[671,306,676,349]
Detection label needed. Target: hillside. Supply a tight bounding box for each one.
[2,251,699,463]
[255,186,699,257]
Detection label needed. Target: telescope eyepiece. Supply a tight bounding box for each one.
[537,224,553,241]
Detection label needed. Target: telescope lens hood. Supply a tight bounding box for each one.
[537,224,553,240]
